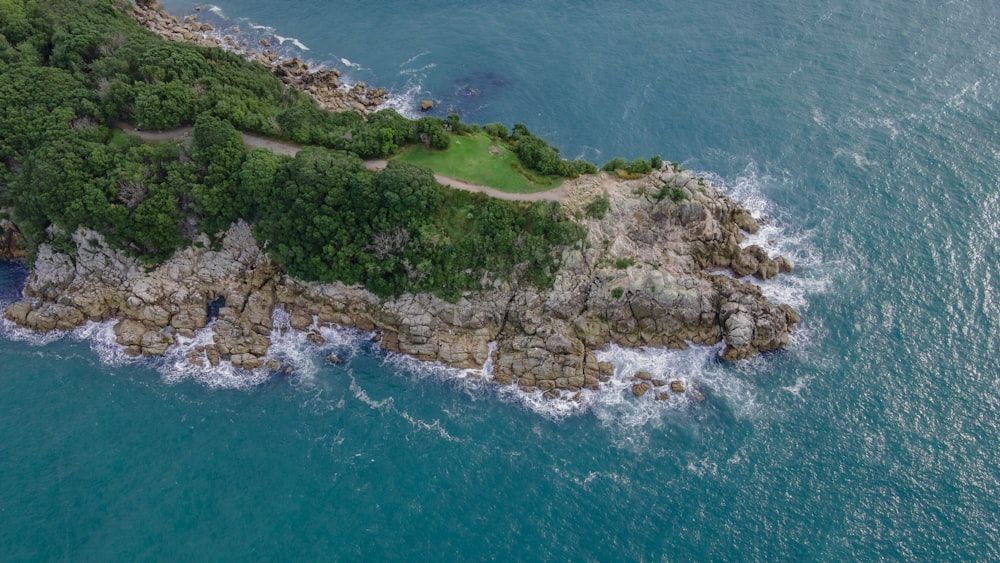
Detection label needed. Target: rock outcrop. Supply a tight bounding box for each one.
[130,3,387,114]
[4,169,798,397]
[0,211,26,260]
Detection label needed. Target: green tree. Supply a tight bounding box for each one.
[415,117,450,150]
[191,113,246,232]
[236,149,284,222]
[134,80,195,130]
[372,160,441,229]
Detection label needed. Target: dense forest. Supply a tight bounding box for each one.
[0,0,593,298]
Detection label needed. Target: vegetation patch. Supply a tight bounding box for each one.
[396,133,563,193]
[1,0,676,300]
[615,257,636,269]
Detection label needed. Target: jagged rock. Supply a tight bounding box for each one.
[3,301,30,325]
[11,303,84,331]
[205,345,220,366]
[114,319,146,347]
[187,350,205,367]
[325,354,342,364]
[6,155,798,399]
[670,380,686,393]
[632,382,651,397]
[0,217,26,260]
[634,371,652,381]
[140,330,172,356]
[420,100,434,111]
[307,332,326,345]
[170,307,207,332]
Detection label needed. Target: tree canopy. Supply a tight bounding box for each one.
[0,0,587,297]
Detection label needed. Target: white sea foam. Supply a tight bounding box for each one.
[347,371,461,442]
[266,308,370,385]
[369,330,774,424]
[399,51,431,67]
[207,5,224,17]
[591,343,771,427]
[340,58,362,70]
[696,162,832,313]
[398,63,437,77]
[273,34,309,51]
[161,325,272,390]
[71,320,136,367]
[383,81,426,119]
[811,107,827,126]
[781,375,814,398]
[1,318,70,347]
[833,147,878,170]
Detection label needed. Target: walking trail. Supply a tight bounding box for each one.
[116,123,570,202]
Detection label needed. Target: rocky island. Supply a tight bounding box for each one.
[0,0,797,399]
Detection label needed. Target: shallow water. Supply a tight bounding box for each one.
[2,0,999,559]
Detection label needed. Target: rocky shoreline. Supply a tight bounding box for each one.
[3,168,798,400]
[131,0,388,114]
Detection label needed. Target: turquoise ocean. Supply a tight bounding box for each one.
[2,0,999,559]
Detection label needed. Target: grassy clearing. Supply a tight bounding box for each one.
[395,133,563,193]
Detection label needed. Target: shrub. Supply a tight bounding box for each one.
[611,287,624,299]
[601,157,627,172]
[586,193,610,219]
[416,117,450,150]
[652,183,688,203]
[626,157,652,175]
[482,122,509,140]
[510,122,594,178]
[615,257,635,269]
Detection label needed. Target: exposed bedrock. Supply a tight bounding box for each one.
[4,169,798,394]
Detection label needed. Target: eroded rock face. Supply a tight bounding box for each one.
[0,214,27,260]
[3,170,798,395]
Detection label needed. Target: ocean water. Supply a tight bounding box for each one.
[2,0,999,559]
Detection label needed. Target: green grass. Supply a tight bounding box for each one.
[395,133,563,193]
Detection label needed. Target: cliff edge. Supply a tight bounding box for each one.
[4,167,798,398]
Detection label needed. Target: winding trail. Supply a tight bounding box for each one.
[116,123,569,202]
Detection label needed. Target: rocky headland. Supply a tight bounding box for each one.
[131,0,388,114]
[4,167,798,399]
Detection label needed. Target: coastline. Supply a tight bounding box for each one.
[132,0,389,114]
[4,165,797,401]
[0,0,800,401]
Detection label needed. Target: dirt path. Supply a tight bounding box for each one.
[116,123,567,202]
[362,159,569,202]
